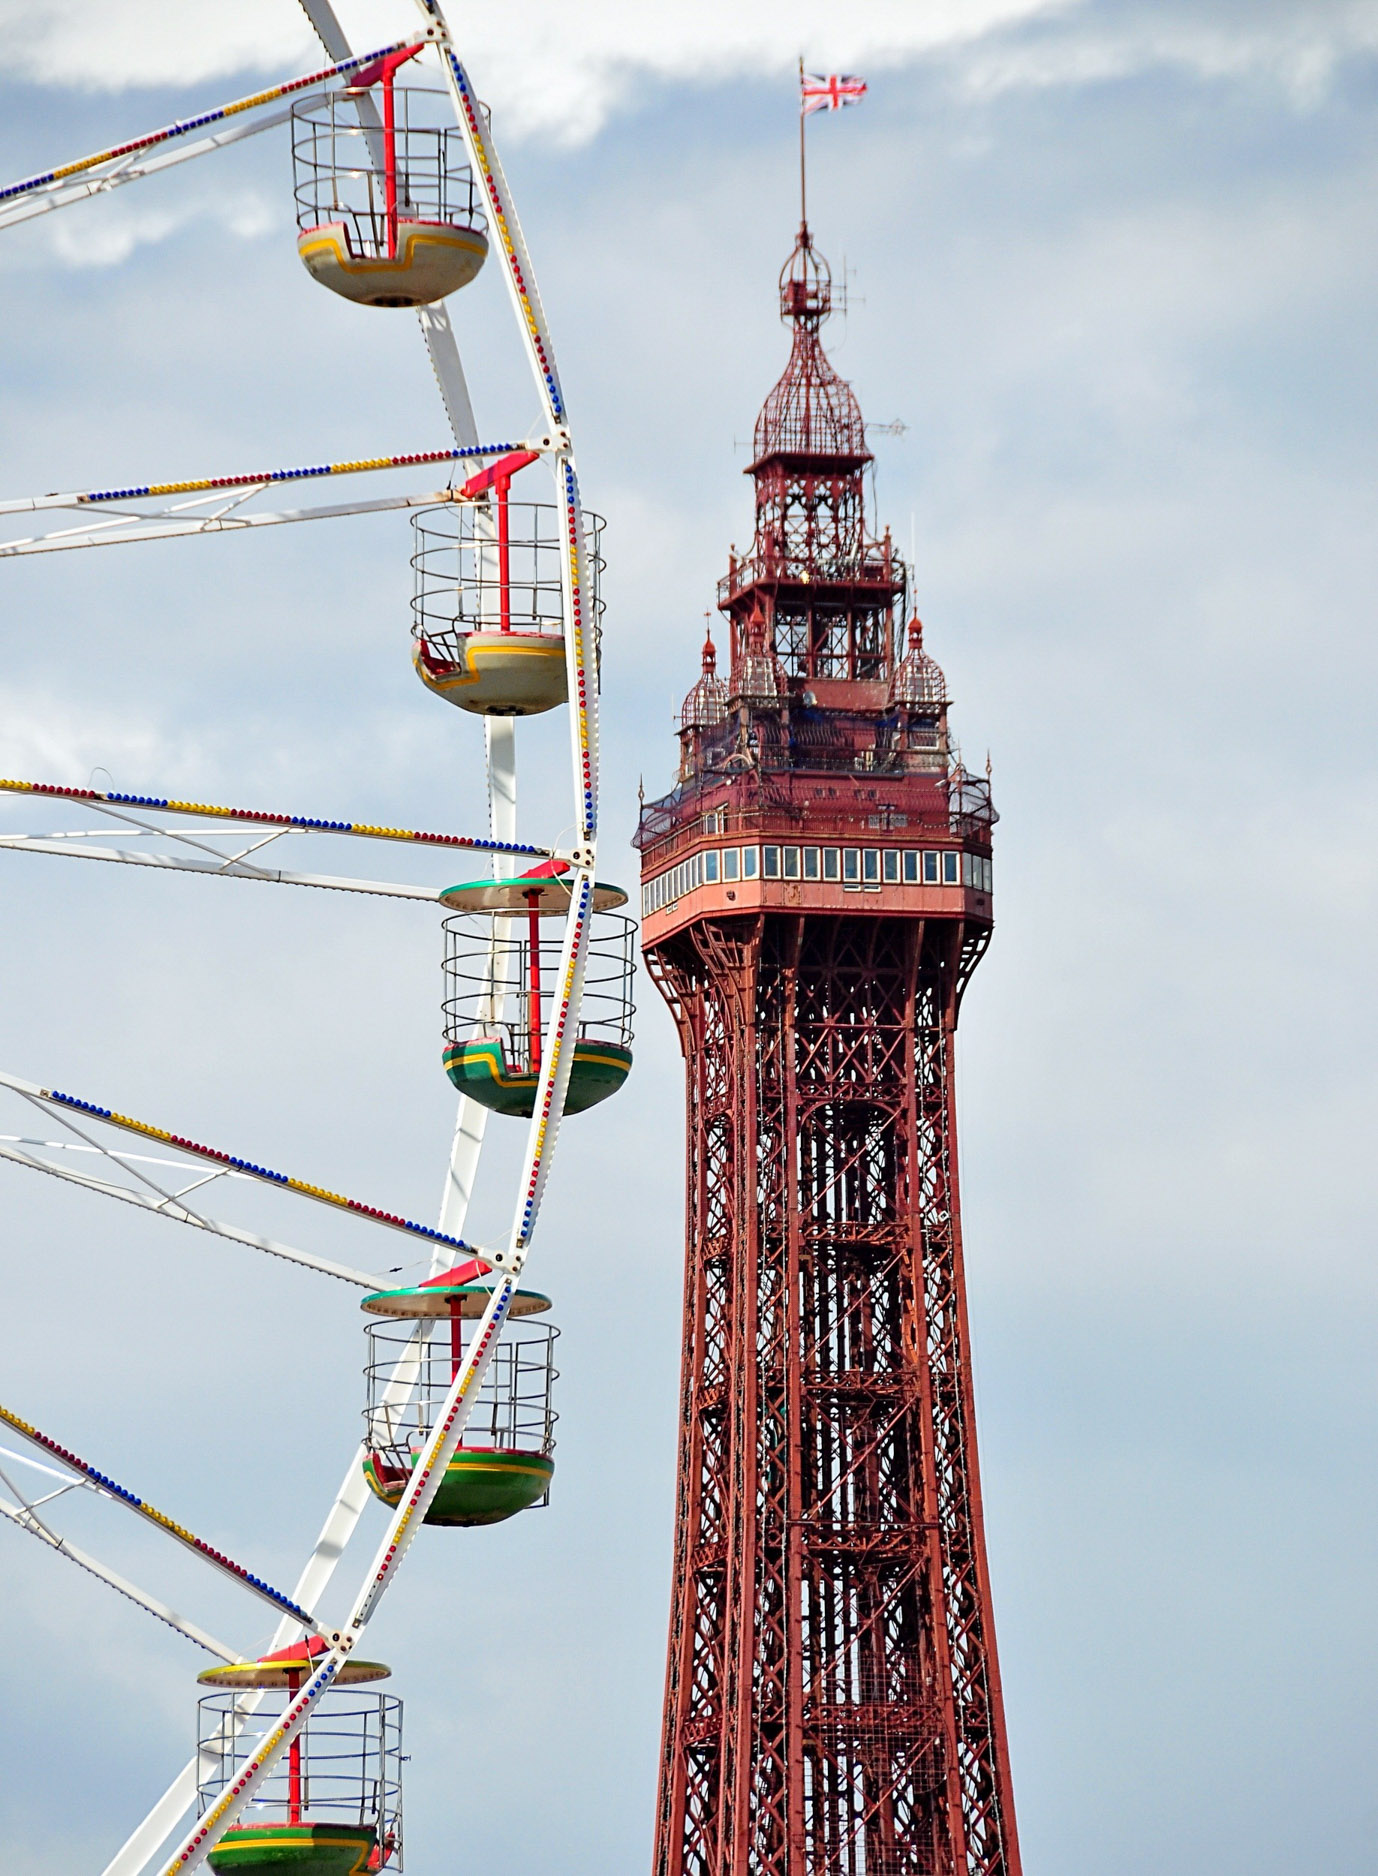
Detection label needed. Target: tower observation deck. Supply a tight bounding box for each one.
[636,223,1020,1876]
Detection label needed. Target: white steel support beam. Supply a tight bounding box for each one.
[417,303,481,450]
[0,1139,378,1287]
[0,486,461,557]
[0,109,299,233]
[0,1071,478,1266]
[0,835,445,899]
[0,37,428,227]
[0,1499,239,1662]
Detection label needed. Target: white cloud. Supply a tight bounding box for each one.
[14,191,280,269]
[0,0,1071,140]
[47,202,184,269]
[428,0,1079,143]
[3,0,1377,143]
[953,1,1378,106]
[0,685,195,779]
[0,0,316,91]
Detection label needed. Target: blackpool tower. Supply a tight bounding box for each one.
[635,220,1021,1876]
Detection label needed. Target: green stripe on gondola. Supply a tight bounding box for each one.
[207,1822,377,1874]
[363,1447,554,1527]
[441,1036,631,1116]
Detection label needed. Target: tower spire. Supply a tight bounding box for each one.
[798,54,807,231]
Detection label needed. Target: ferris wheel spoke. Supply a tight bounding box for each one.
[102,1725,251,1876]
[295,0,412,267]
[0,1072,483,1263]
[0,441,563,557]
[0,833,461,899]
[0,1496,241,1662]
[425,21,567,434]
[0,109,305,234]
[0,1400,326,1632]
[0,438,536,520]
[417,303,481,449]
[0,487,483,554]
[437,1094,486,1240]
[0,1135,385,1286]
[435,714,515,1232]
[0,37,432,227]
[486,716,518,846]
[0,776,550,859]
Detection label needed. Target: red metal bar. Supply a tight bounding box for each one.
[497,472,512,633]
[458,449,541,500]
[381,64,398,260]
[286,1667,304,1824]
[456,451,541,635]
[449,1296,463,1383]
[350,43,422,261]
[525,890,542,1073]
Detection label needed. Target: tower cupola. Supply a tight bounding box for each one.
[680,628,729,731]
[890,614,949,709]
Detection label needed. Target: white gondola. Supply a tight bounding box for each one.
[292,45,487,307]
[411,449,605,716]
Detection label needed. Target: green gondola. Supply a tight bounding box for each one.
[363,1446,554,1526]
[208,1823,378,1875]
[441,1034,632,1115]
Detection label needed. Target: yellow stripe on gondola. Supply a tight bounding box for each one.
[370,1455,552,1491]
[214,1838,370,1847]
[211,1835,374,1875]
[446,1456,552,1476]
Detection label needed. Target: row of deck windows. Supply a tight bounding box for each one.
[642,847,992,917]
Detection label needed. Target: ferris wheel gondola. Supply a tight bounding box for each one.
[0,4,627,1872]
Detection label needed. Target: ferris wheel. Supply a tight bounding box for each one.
[0,4,628,1871]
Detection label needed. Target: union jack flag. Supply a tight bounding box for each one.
[800,72,868,115]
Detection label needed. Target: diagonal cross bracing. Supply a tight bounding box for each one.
[0,1400,320,1630]
[0,1071,481,1261]
[0,775,550,856]
[0,440,536,520]
[0,1137,380,1288]
[0,1496,240,1662]
[0,36,435,211]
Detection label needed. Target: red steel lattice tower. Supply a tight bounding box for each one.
[636,222,1021,1876]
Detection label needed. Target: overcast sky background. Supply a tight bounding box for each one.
[0,2,1374,1872]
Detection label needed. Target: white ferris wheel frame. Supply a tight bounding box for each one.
[0,1,606,1870]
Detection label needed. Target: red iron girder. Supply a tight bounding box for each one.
[644,912,1020,1876]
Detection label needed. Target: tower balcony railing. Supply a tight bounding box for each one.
[634,787,991,875]
[718,539,901,605]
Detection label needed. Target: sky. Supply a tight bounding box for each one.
[0,1,1374,1872]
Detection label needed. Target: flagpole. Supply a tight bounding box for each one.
[798,54,807,229]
